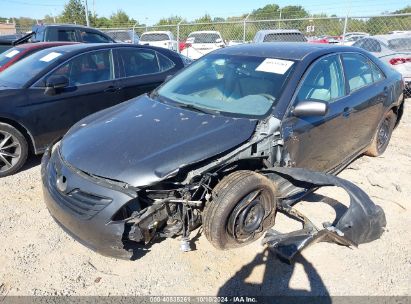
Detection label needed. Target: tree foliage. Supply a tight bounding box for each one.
[60,0,87,25]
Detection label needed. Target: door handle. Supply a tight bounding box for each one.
[104,86,117,92]
[343,107,353,118]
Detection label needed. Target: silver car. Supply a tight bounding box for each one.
[353,34,411,96]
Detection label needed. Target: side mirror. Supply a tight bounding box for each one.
[293,100,328,117]
[45,75,69,96]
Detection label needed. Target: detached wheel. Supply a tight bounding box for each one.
[365,111,396,157]
[203,171,279,250]
[0,123,28,178]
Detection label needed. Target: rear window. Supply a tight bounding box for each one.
[387,38,411,51]
[141,33,170,41]
[187,33,221,43]
[263,33,306,42]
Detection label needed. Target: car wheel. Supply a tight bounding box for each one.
[0,123,28,177]
[365,111,396,157]
[203,170,278,250]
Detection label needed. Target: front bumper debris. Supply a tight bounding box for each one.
[262,167,387,263]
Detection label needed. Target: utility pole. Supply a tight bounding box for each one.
[84,0,90,27]
[93,0,96,19]
[278,8,282,29]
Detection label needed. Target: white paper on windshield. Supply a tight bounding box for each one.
[5,50,20,58]
[39,52,62,62]
[256,58,294,74]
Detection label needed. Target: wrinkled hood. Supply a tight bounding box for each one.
[61,95,257,187]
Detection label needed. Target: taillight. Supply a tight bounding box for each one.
[389,57,411,65]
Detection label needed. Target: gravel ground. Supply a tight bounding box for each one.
[0,102,410,297]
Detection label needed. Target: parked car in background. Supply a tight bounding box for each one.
[30,24,116,43]
[227,40,245,46]
[139,31,178,52]
[0,42,77,72]
[353,34,411,96]
[42,43,403,259]
[181,31,225,60]
[0,43,188,177]
[340,32,370,46]
[253,29,307,43]
[104,30,139,44]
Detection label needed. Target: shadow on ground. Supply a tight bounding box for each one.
[218,249,331,300]
[19,154,42,173]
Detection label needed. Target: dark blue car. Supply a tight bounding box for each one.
[42,43,404,259]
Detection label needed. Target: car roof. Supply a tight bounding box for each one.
[16,42,79,50]
[256,29,302,34]
[215,42,362,60]
[142,31,172,35]
[371,34,411,43]
[33,24,95,30]
[189,31,221,34]
[31,42,173,56]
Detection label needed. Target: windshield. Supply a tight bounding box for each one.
[141,33,170,41]
[0,48,67,87]
[187,33,221,44]
[387,37,411,51]
[156,54,295,118]
[0,47,24,69]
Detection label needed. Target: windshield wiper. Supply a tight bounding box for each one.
[177,103,219,115]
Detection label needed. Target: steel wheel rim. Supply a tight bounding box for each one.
[227,190,266,243]
[377,119,390,151]
[0,130,21,173]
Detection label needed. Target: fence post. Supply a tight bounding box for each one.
[342,0,352,44]
[177,20,183,53]
[132,21,139,43]
[243,13,251,43]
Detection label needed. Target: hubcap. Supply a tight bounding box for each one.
[377,119,390,151]
[227,190,266,243]
[0,130,21,173]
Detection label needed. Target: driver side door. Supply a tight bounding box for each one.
[282,54,356,173]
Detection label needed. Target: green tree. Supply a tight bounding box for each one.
[251,4,280,20]
[110,9,136,26]
[156,15,184,26]
[60,0,87,25]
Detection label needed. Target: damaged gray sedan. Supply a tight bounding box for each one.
[42,43,404,259]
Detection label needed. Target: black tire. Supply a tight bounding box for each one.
[0,123,28,178]
[203,170,279,250]
[365,111,396,157]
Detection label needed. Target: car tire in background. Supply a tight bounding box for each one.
[0,123,28,177]
[203,170,278,250]
[365,111,396,157]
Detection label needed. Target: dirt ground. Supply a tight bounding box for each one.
[0,102,410,297]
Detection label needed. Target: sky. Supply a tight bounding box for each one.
[0,0,408,24]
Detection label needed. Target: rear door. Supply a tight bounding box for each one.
[340,53,388,147]
[115,47,177,100]
[26,48,121,149]
[282,54,357,172]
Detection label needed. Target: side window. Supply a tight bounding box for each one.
[370,61,385,83]
[157,52,175,72]
[50,49,114,86]
[362,39,381,53]
[80,31,110,43]
[297,55,345,103]
[119,48,160,77]
[342,53,374,92]
[57,30,76,42]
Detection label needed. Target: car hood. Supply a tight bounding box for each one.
[61,94,257,187]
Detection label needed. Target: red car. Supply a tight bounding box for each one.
[0,42,77,72]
